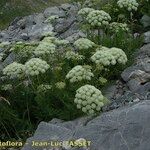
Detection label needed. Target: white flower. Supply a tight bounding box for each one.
[65,51,85,61]
[1,84,13,91]
[91,50,116,66]
[75,85,108,114]
[42,31,56,37]
[74,38,95,50]
[66,65,94,83]
[54,39,69,46]
[34,41,56,57]
[109,22,129,33]
[91,46,127,66]
[110,47,128,65]
[117,0,139,11]
[99,77,107,85]
[3,62,25,78]
[78,8,95,16]
[86,10,111,27]
[37,84,52,93]
[25,58,50,76]
[55,82,66,89]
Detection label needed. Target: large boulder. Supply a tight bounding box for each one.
[22,101,150,150]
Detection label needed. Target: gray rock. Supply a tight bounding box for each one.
[127,79,141,92]
[44,7,65,18]
[22,101,150,150]
[142,61,150,73]
[0,48,4,53]
[144,31,150,44]
[27,23,53,40]
[22,122,73,150]
[65,31,86,43]
[135,82,150,98]
[140,15,150,28]
[121,66,142,82]
[60,3,73,10]
[2,52,16,67]
[20,33,30,41]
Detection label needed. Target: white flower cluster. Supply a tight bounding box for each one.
[41,36,69,46]
[65,51,85,61]
[42,31,56,37]
[99,77,107,85]
[34,41,56,57]
[37,84,52,93]
[45,15,59,23]
[74,85,105,114]
[3,62,25,78]
[86,10,111,27]
[110,47,128,64]
[78,8,94,16]
[42,37,56,43]
[74,38,95,50]
[1,84,13,91]
[109,22,129,33]
[66,65,94,83]
[54,39,69,46]
[25,58,50,76]
[55,82,66,89]
[91,47,127,66]
[117,0,139,11]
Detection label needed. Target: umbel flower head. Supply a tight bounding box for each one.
[109,22,129,33]
[25,58,50,76]
[74,38,95,50]
[91,47,127,66]
[54,39,69,46]
[74,85,107,114]
[42,31,56,37]
[3,62,25,78]
[110,47,128,64]
[65,51,85,61]
[86,10,111,27]
[66,65,94,83]
[78,8,95,16]
[117,0,139,11]
[91,50,116,66]
[34,41,56,57]
[55,82,66,89]
[1,84,13,91]
[37,84,52,93]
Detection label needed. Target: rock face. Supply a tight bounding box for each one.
[22,101,150,150]
[121,43,150,96]
[0,3,84,42]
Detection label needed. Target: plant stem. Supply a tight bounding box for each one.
[98,28,101,45]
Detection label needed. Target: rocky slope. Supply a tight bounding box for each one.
[22,101,150,150]
[0,2,150,150]
[0,0,68,29]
